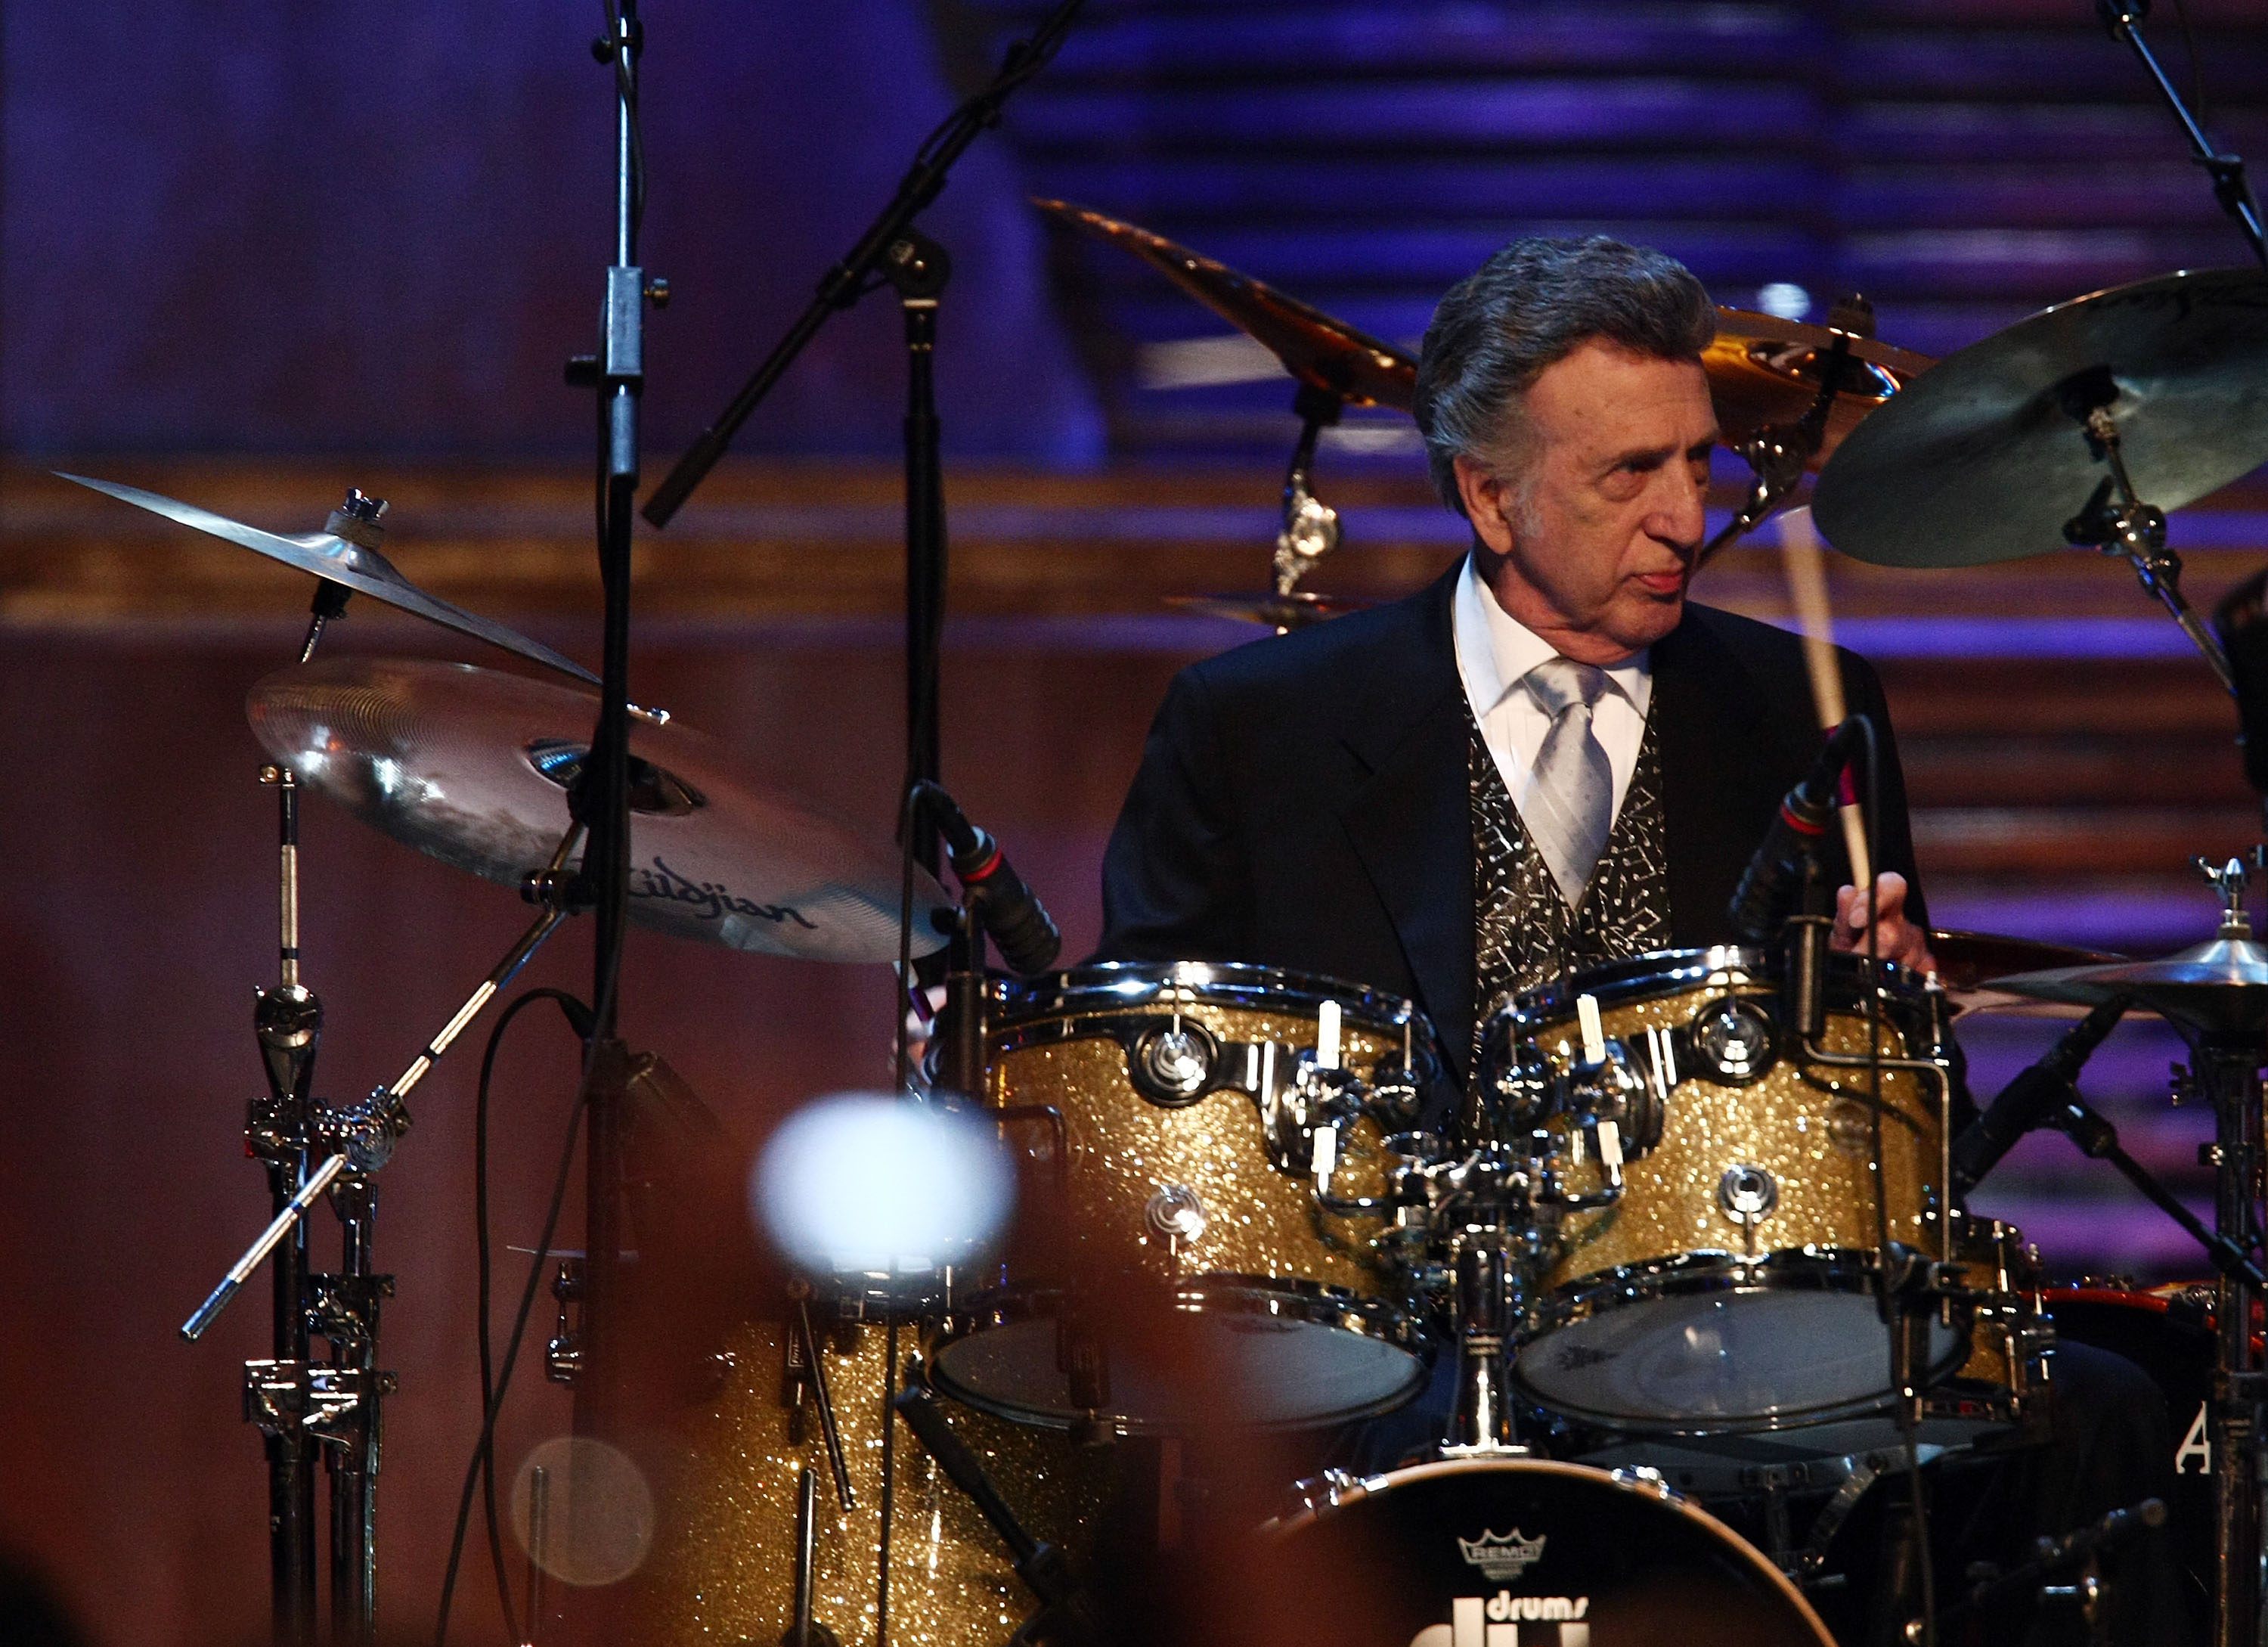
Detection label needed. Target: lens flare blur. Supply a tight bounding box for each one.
[753,1091,1014,1276]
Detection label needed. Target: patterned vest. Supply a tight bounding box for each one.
[1470,705,1671,1063]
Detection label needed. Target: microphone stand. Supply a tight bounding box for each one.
[638,0,1089,530]
[2096,1,2268,268]
[2045,1090,2268,1291]
[562,0,664,1484]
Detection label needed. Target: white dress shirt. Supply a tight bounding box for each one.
[1452,552,1654,829]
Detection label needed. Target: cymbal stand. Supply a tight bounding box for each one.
[2162,858,2268,1647]
[1698,299,1868,565]
[1273,384,1345,599]
[2062,396,2237,693]
[2096,2,2267,268]
[184,794,580,1645]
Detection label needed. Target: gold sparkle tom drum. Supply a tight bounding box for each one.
[928,961,1441,1434]
[1484,947,1967,1434]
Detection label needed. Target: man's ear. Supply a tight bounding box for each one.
[1452,455,1516,555]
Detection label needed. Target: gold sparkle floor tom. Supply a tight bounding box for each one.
[928,961,1440,1434]
[1484,947,1969,1435]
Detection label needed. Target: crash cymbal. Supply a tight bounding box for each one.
[1928,929,2125,1016]
[1811,267,2268,568]
[246,658,949,963]
[1988,935,2268,1036]
[1034,199,1419,411]
[1706,310,1934,468]
[1165,590,1374,629]
[60,473,598,684]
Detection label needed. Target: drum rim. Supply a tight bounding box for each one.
[924,1276,1433,1435]
[983,959,1425,1031]
[1263,1454,1834,1645]
[1512,1246,1977,1434]
[1498,944,1930,1030]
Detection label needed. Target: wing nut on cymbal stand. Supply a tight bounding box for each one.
[2060,391,2235,693]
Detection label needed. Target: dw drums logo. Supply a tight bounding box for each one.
[1408,1592,1592,1647]
[1456,1529,1548,1581]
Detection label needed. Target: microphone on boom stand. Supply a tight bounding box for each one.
[916,782,1064,978]
[1947,995,2128,1199]
[1727,717,1870,944]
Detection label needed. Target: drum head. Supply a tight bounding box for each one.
[1263,1459,1830,1647]
[1517,1280,1967,1431]
[930,1283,1429,1434]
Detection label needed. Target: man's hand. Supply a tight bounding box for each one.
[1830,870,1938,973]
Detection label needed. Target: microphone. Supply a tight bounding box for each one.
[920,785,1064,976]
[2215,566,2268,792]
[1948,994,2127,1199]
[1727,717,1868,941]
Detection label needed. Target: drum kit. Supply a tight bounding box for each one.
[98,6,2268,1646]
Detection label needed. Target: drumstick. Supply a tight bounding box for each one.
[1777,507,1873,889]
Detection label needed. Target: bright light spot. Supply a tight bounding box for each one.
[1138,333,1287,390]
[754,1093,1013,1276]
[512,1436,654,1587]
[1757,282,1812,321]
[371,757,405,797]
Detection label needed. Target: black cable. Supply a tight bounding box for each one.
[472,988,592,1640]
[435,957,616,1647]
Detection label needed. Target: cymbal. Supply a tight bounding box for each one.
[1928,929,2125,1016]
[1033,199,1418,411]
[246,658,949,963]
[1987,935,2268,1035]
[1706,311,1934,469]
[1811,267,2268,568]
[59,473,598,684]
[1165,591,1374,629]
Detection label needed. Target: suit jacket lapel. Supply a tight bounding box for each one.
[1334,564,1476,1082]
[1653,607,1797,948]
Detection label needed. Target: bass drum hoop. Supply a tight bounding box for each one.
[1266,1456,1834,1645]
[926,1276,1433,1435]
[1514,1248,1977,1435]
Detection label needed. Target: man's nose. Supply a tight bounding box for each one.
[1652,461,1707,550]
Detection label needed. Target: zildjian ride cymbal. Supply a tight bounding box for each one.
[1812,268,2268,568]
[246,658,950,963]
[1032,199,1931,463]
[58,473,599,684]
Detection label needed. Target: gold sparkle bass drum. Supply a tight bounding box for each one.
[1480,947,1968,1435]
[927,961,1443,1435]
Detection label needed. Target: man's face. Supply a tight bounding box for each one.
[1453,338,1716,665]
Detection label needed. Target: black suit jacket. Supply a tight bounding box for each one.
[1095,558,1927,1086]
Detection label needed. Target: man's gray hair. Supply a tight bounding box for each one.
[1414,236,1717,515]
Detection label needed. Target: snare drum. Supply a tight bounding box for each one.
[927,962,1439,1434]
[1486,948,1966,1434]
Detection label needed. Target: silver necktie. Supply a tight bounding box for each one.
[1522,657,1615,905]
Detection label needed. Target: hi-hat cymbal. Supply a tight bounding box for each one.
[247,658,949,963]
[1928,929,2125,1016]
[1165,591,1374,629]
[1812,267,2268,568]
[60,473,598,684]
[1706,311,1934,468]
[1988,935,2268,1036]
[1034,199,1418,411]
